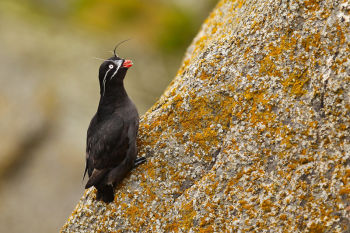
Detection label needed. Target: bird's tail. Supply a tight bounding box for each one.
[82,162,88,182]
[85,169,108,189]
[96,185,114,203]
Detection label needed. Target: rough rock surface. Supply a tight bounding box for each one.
[62,0,350,232]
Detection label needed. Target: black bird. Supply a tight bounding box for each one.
[84,49,146,203]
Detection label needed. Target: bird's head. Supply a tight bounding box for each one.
[98,55,133,96]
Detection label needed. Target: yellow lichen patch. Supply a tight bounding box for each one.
[259,55,281,77]
[280,35,298,51]
[198,225,214,233]
[302,33,321,52]
[199,72,210,81]
[259,33,299,77]
[239,199,253,210]
[193,35,209,55]
[282,69,309,97]
[192,128,219,153]
[166,91,234,155]
[146,163,156,180]
[123,203,141,223]
[308,222,324,233]
[339,185,350,195]
[304,0,320,12]
[237,0,246,9]
[260,199,272,212]
[241,88,277,129]
[178,201,197,230]
[177,58,190,76]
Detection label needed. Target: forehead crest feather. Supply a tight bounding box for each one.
[113,39,131,57]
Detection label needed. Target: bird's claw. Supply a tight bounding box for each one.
[134,157,146,168]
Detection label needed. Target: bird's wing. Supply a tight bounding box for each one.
[87,115,129,171]
[84,115,98,180]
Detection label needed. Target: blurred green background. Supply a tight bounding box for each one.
[0,0,216,232]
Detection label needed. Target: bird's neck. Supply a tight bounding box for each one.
[97,84,128,117]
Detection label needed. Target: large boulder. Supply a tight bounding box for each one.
[62,0,350,232]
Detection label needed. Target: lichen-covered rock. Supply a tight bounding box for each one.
[62,0,350,232]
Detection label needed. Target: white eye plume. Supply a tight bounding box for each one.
[110,60,123,80]
[102,60,124,96]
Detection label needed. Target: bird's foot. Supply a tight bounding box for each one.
[134,157,146,168]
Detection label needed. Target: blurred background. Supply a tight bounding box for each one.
[0,0,216,232]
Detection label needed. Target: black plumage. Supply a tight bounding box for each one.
[84,54,145,203]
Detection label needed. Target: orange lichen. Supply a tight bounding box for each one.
[304,0,320,12]
[339,185,350,195]
[282,69,309,97]
[198,225,214,233]
[259,55,281,77]
[237,0,245,9]
[308,222,324,233]
[302,33,321,52]
[178,202,197,230]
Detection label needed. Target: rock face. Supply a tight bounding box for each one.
[62,0,350,232]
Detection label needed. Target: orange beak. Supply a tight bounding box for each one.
[122,60,133,68]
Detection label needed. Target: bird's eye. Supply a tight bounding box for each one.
[109,64,114,69]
